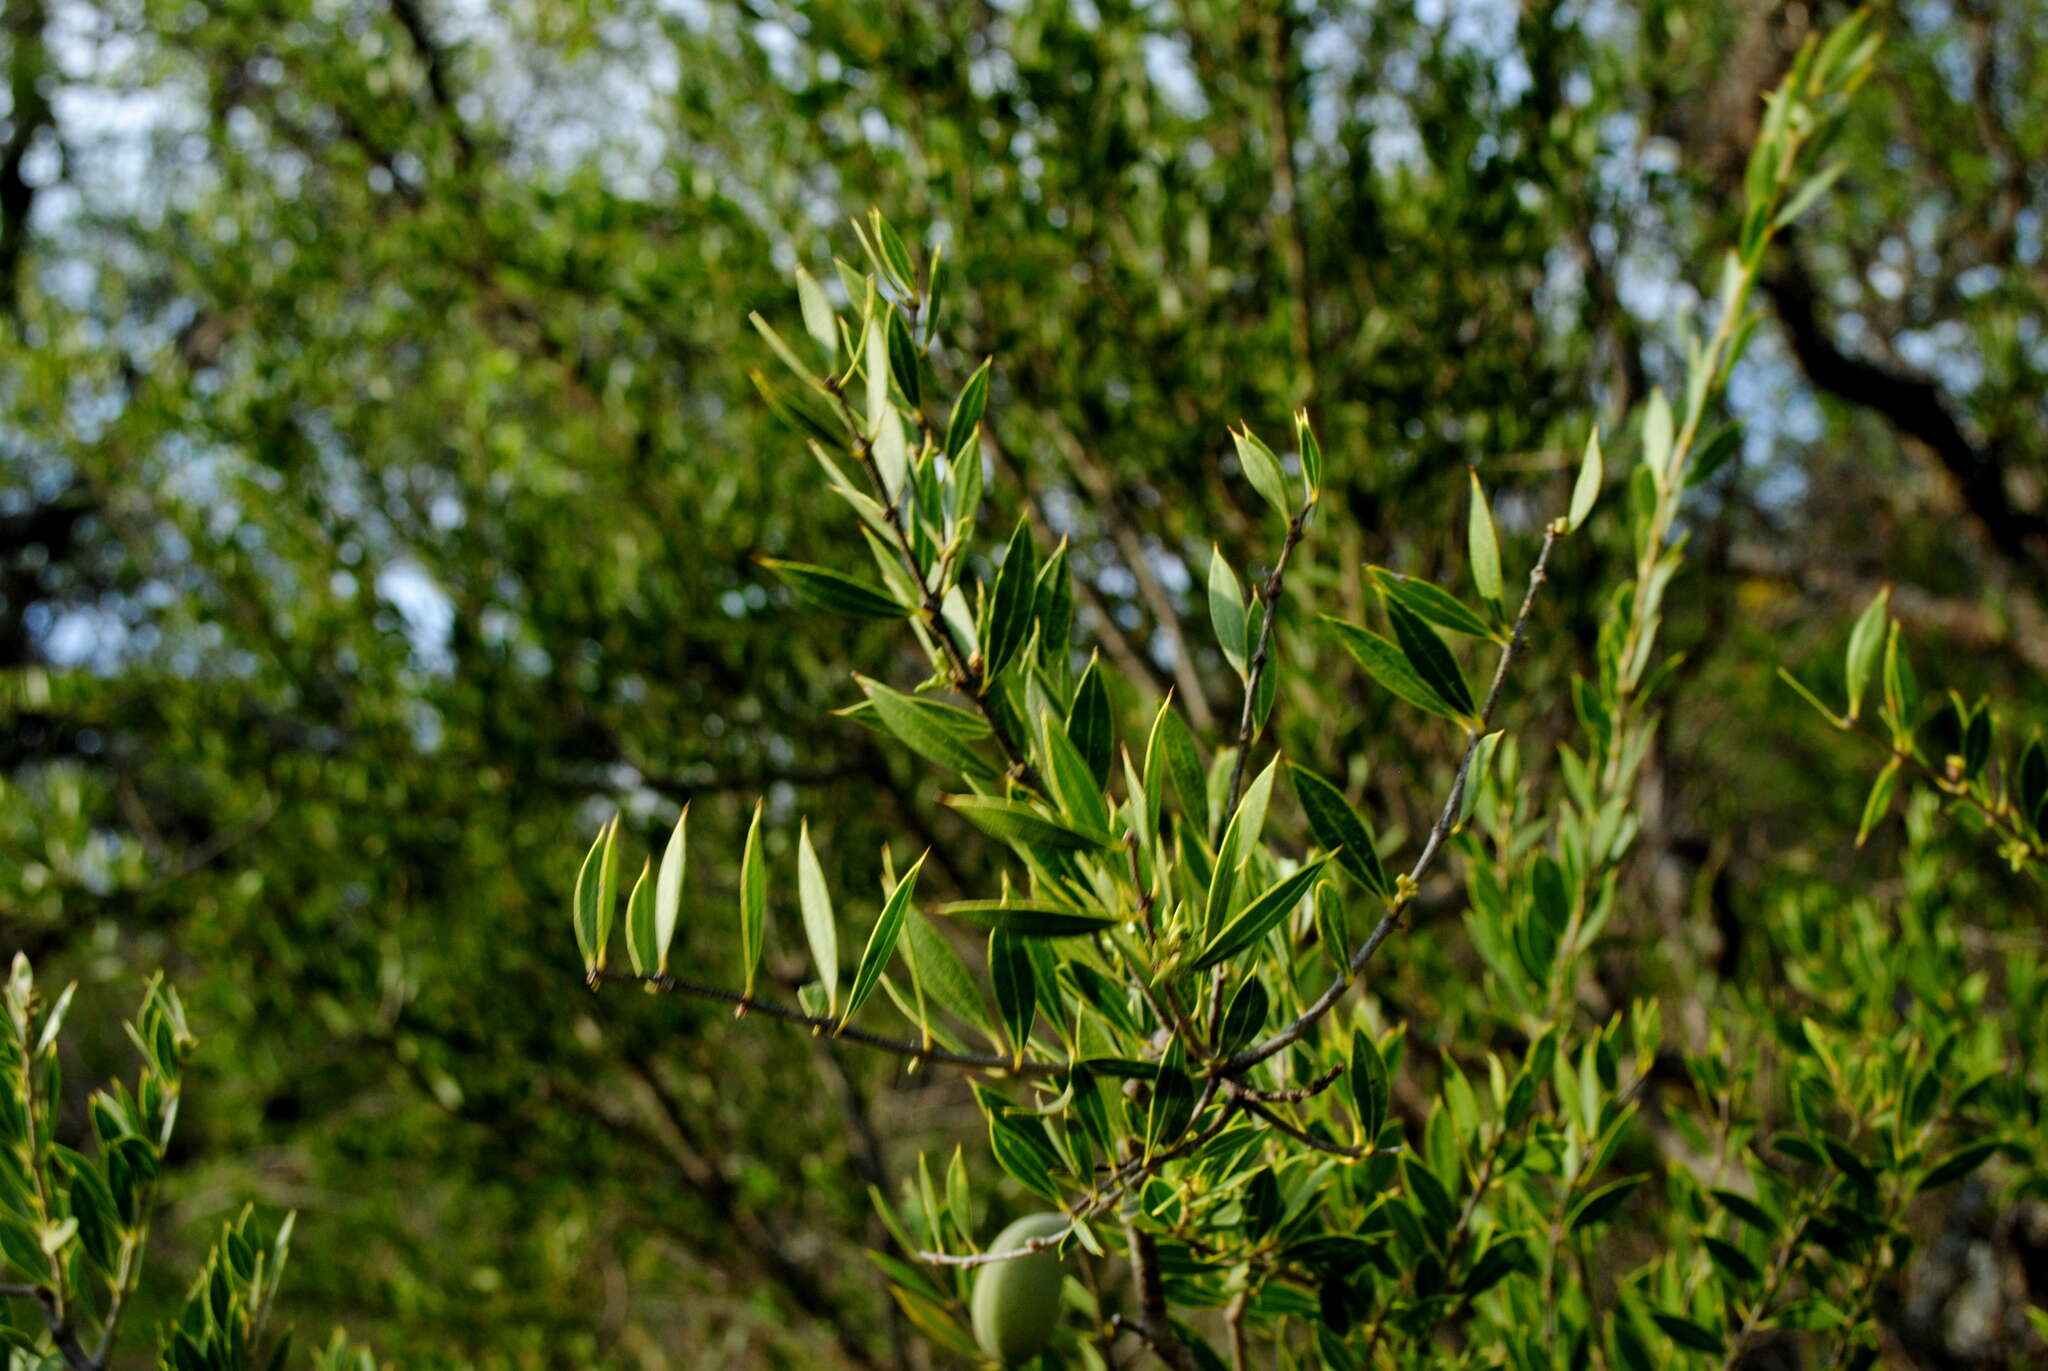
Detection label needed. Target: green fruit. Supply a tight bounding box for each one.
[970,1212,1070,1366]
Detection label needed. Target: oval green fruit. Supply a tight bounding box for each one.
[970,1212,1070,1366]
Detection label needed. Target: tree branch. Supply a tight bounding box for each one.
[1763,241,2048,601]
[1218,527,1560,1076]
[598,970,1062,1077]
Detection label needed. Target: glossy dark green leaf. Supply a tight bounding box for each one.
[1322,616,1467,723]
[1290,763,1391,898]
[1369,567,1494,640]
[758,558,910,619]
[1350,1029,1389,1142]
[1191,858,1328,971]
[983,517,1038,684]
[842,853,925,1028]
[944,357,990,460]
[1385,596,1475,718]
[989,931,1036,1062]
[1067,657,1112,787]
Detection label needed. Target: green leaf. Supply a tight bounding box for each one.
[1290,764,1391,899]
[652,805,687,977]
[794,266,837,359]
[1294,410,1323,495]
[1322,616,1468,723]
[1369,567,1493,640]
[1218,978,1269,1056]
[931,902,1118,938]
[1709,1188,1777,1234]
[1347,1030,1388,1142]
[1467,470,1503,604]
[797,820,840,1015]
[1146,1065,1196,1153]
[986,1112,1060,1200]
[572,815,620,977]
[1650,1311,1724,1356]
[1384,598,1476,719]
[1192,858,1329,971]
[1067,657,1113,787]
[749,310,821,387]
[901,911,993,1039]
[1149,699,1207,830]
[1854,756,1900,848]
[857,677,994,777]
[869,209,917,295]
[1918,1139,2003,1192]
[945,358,990,461]
[842,853,925,1029]
[941,795,1110,851]
[1701,1236,1762,1284]
[737,802,768,1000]
[1205,756,1278,937]
[1232,424,1293,515]
[1208,545,1249,678]
[1567,1176,1644,1233]
[624,858,657,979]
[983,517,1038,685]
[1641,389,1675,484]
[1040,711,1110,836]
[1568,427,1603,532]
[989,932,1036,1063]
[886,307,921,410]
[758,558,909,619]
[1843,586,1889,721]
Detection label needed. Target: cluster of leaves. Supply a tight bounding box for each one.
[0,960,337,1371]
[567,19,2048,1370]
[1783,586,2048,877]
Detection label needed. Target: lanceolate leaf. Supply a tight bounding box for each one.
[857,676,994,777]
[989,932,1036,1063]
[571,817,617,977]
[1067,657,1112,787]
[758,558,910,619]
[1321,616,1468,723]
[1569,426,1603,532]
[1208,545,1249,678]
[1205,756,1279,937]
[1290,764,1391,899]
[625,857,657,979]
[941,795,1110,851]
[1843,586,1889,721]
[652,805,687,977]
[1350,1029,1388,1141]
[1232,424,1293,516]
[933,902,1118,938]
[1191,858,1329,971]
[1149,699,1208,830]
[983,517,1037,685]
[1369,568,1494,640]
[945,357,990,460]
[842,852,926,1029]
[797,820,840,1015]
[1384,598,1476,718]
[1467,470,1504,604]
[902,911,994,1039]
[739,800,766,998]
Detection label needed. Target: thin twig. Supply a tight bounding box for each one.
[1233,1094,1369,1160]
[599,970,1061,1077]
[1219,527,1561,1076]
